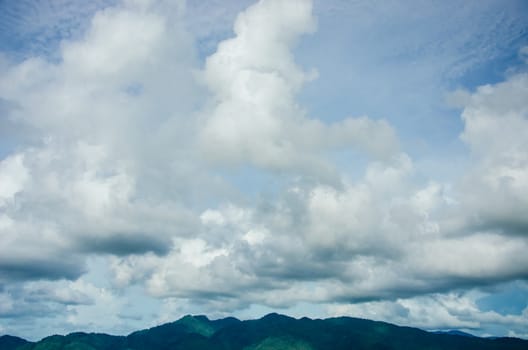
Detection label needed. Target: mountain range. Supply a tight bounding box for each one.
[1,313,527,350]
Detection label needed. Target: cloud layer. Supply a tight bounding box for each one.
[0,0,527,340]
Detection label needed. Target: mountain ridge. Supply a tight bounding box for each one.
[1,314,527,350]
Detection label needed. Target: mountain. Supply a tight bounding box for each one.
[2,313,527,350]
[0,335,30,350]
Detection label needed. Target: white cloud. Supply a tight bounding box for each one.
[326,290,528,337]
[200,0,399,176]
[243,228,268,246]
[0,0,203,281]
[457,73,528,236]
[0,154,28,205]
[179,238,228,268]
[200,209,226,226]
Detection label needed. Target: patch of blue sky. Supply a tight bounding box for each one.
[295,0,528,170]
[457,46,528,90]
[324,148,371,183]
[82,257,164,334]
[211,150,370,204]
[185,0,254,62]
[0,0,117,62]
[477,281,528,316]
[114,285,164,333]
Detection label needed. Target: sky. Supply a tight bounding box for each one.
[0,0,528,341]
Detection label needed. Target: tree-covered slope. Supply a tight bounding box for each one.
[0,335,31,350]
[3,313,527,350]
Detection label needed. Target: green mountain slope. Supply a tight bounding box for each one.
[0,335,31,350]
[3,313,527,350]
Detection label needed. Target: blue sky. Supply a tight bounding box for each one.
[0,0,528,341]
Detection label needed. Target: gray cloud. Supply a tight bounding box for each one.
[77,232,171,256]
[0,257,84,282]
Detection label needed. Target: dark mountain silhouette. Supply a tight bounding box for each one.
[2,313,527,350]
[0,335,30,350]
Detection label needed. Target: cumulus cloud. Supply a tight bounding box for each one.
[0,0,401,285]
[0,154,28,204]
[326,287,528,338]
[0,0,203,282]
[457,72,528,237]
[113,69,528,318]
[0,274,134,340]
[200,0,399,177]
